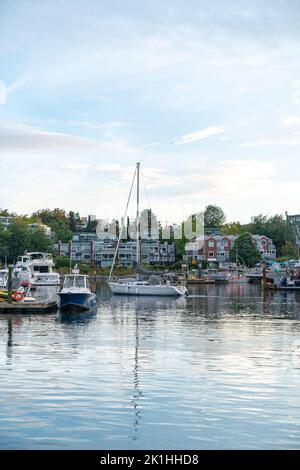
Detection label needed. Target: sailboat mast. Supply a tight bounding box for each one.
[136,162,140,264]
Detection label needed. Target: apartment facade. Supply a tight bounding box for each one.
[186,234,277,263]
[55,233,176,267]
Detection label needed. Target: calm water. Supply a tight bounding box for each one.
[0,282,300,450]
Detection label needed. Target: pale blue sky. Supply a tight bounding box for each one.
[0,0,300,223]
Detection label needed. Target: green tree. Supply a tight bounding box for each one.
[229,232,261,267]
[28,228,53,253]
[0,208,14,217]
[0,224,9,263]
[33,208,72,242]
[244,214,268,235]
[280,241,298,259]
[221,222,242,235]
[68,211,78,232]
[245,213,295,253]
[204,205,226,228]
[85,215,97,232]
[6,219,30,262]
[54,256,72,269]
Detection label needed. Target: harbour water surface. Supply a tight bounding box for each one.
[0,283,300,449]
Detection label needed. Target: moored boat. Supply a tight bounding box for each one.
[208,271,231,283]
[57,272,97,311]
[16,252,60,287]
[107,162,187,297]
[109,279,187,296]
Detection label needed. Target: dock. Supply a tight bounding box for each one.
[0,301,57,314]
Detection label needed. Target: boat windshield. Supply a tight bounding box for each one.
[30,253,52,260]
[64,276,87,288]
[17,256,31,263]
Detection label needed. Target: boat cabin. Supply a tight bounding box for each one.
[63,275,90,290]
[17,252,54,273]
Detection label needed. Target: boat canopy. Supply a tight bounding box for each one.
[64,275,89,289]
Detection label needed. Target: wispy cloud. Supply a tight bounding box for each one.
[64,163,91,172]
[95,163,122,172]
[6,76,29,94]
[65,120,131,131]
[240,136,300,147]
[283,116,300,126]
[171,126,225,145]
[0,127,140,156]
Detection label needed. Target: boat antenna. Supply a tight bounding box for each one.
[108,165,137,281]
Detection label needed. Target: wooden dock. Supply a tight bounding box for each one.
[0,301,57,314]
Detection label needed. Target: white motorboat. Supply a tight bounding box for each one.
[107,163,187,297]
[16,252,60,287]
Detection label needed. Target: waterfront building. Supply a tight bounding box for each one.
[55,233,176,267]
[185,234,277,264]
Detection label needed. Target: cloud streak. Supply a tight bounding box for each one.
[0,127,140,156]
[172,126,225,145]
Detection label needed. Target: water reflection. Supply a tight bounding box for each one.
[187,284,300,320]
[109,294,187,312]
[0,283,300,449]
[59,310,97,325]
[131,309,143,440]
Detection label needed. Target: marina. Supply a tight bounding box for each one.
[0,282,299,450]
[1,0,300,458]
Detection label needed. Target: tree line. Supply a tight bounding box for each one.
[0,205,297,265]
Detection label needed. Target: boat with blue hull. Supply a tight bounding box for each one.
[57,273,97,311]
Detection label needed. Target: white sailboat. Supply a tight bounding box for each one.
[107,162,187,297]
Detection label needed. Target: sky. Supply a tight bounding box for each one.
[0,0,300,224]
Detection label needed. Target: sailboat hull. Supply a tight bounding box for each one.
[108,282,187,297]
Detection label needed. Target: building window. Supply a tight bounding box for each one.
[208,240,215,248]
[208,251,214,257]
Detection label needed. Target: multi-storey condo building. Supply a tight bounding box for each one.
[186,234,277,263]
[55,233,176,267]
